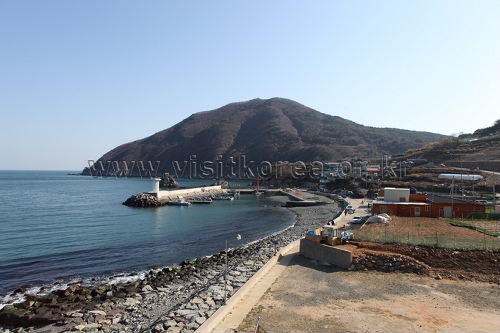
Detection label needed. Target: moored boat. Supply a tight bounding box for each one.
[169,197,191,206]
[189,196,213,204]
[212,195,234,200]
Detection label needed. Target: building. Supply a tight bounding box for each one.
[363,165,380,179]
[371,187,487,218]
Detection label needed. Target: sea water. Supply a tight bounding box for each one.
[0,171,295,307]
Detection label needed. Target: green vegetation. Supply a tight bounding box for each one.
[238,305,265,332]
[446,218,500,237]
[464,212,500,220]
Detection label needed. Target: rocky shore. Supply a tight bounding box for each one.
[0,196,341,333]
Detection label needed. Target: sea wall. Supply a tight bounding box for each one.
[123,186,225,207]
[195,239,300,333]
[156,185,224,201]
[0,241,281,331]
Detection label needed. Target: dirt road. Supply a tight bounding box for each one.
[209,198,499,333]
[237,253,500,333]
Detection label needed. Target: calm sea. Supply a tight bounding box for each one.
[0,171,295,307]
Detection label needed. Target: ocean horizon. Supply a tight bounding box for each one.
[0,170,295,308]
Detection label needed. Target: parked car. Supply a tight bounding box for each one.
[475,200,493,205]
[351,216,363,224]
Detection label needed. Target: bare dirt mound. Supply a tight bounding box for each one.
[348,241,499,284]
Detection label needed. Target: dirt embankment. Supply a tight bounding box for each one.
[347,216,499,283]
[346,241,499,284]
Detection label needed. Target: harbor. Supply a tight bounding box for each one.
[123,178,228,207]
[123,178,336,208]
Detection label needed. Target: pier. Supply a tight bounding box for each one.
[150,178,226,204]
[281,189,336,207]
[123,179,228,207]
[152,185,226,204]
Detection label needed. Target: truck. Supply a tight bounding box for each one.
[305,224,351,246]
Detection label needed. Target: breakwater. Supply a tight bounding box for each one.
[123,186,226,207]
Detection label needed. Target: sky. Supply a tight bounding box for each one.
[1,1,499,170]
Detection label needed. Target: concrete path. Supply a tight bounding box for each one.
[210,245,299,333]
[207,198,367,333]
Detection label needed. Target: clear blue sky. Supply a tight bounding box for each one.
[1,1,499,170]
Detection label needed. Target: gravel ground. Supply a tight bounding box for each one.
[238,254,500,333]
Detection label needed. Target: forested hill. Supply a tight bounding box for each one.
[84,98,446,175]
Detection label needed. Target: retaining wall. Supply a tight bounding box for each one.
[195,239,300,333]
[299,239,352,269]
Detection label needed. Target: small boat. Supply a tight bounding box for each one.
[189,197,213,204]
[169,197,191,206]
[226,190,240,197]
[212,195,234,201]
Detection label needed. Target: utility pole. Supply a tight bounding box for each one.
[494,184,497,206]
[380,155,384,179]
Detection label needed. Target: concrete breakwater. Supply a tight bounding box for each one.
[123,193,162,207]
[123,186,226,207]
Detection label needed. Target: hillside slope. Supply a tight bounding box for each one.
[404,119,500,171]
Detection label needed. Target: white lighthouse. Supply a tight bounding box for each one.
[152,177,161,195]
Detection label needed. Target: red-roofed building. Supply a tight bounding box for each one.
[371,187,487,218]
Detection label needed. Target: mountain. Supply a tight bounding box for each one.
[84,98,446,177]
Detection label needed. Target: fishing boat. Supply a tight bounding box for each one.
[169,197,191,206]
[189,196,213,204]
[212,195,234,201]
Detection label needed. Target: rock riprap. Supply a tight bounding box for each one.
[123,193,162,207]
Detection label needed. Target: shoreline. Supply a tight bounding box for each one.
[0,195,342,332]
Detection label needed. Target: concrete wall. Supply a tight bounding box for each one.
[299,239,352,269]
[448,160,500,173]
[384,187,410,202]
[155,185,223,200]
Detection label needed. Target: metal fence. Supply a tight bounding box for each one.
[353,228,500,250]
